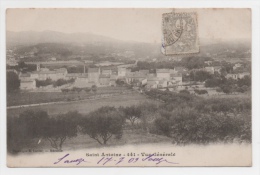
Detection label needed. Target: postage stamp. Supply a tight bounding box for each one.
[161,12,199,55]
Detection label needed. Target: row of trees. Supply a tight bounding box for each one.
[7,61,37,73]
[205,75,251,94]
[134,57,213,71]
[8,110,80,151]
[61,85,97,94]
[8,90,251,153]
[145,90,251,144]
[8,105,140,152]
[36,78,75,87]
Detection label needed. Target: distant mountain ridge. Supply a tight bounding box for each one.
[6,30,122,45]
[7,30,251,45]
[7,30,251,60]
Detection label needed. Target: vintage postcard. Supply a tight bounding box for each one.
[6,8,252,167]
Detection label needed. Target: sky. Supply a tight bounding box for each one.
[6,8,251,43]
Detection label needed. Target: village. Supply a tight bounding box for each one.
[7,58,248,95]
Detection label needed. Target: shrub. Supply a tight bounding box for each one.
[36,78,53,87]
[179,90,190,95]
[194,89,208,95]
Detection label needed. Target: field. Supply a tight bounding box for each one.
[7,92,161,117]
[7,86,132,106]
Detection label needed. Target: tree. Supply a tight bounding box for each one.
[7,72,20,93]
[53,79,67,87]
[154,117,171,137]
[194,89,208,95]
[61,88,69,94]
[179,90,190,95]
[72,87,82,94]
[84,87,91,93]
[221,85,232,94]
[191,70,212,82]
[216,87,222,93]
[44,112,80,150]
[18,110,50,139]
[7,110,50,153]
[18,61,26,68]
[116,79,125,86]
[122,105,142,127]
[36,78,53,87]
[205,78,221,87]
[91,85,97,93]
[237,76,251,87]
[81,107,123,145]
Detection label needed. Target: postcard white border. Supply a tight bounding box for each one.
[0,0,259,175]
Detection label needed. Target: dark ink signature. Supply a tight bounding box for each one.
[97,153,179,166]
[142,154,178,165]
[54,153,178,166]
[54,153,88,165]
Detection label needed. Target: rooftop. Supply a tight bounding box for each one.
[20,73,31,77]
[170,73,182,77]
[88,68,99,73]
[100,74,110,78]
[156,69,175,73]
[21,80,35,83]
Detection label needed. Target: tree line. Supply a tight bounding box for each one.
[8,90,251,154]
[36,78,75,87]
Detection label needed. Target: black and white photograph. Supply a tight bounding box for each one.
[5,8,252,167]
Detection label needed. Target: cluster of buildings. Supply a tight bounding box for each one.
[203,61,250,80]
[18,62,184,90]
[204,66,222,74]
[19,67,68,90]
[225,72,250,80]
[69,66,183,90]
[14,59,250,91]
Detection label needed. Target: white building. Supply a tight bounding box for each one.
[233,63,243,70]
[238,72,250,79]
[31,68,67,80]
[170,73,182,85]
[204,67,215,74]
[156,69,174,80]
[20,80,36,90]
[226,73,239,79]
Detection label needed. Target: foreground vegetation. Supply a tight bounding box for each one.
[7,90,251,154]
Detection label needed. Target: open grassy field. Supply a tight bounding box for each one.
[7,93,161,117]
[7,86,132,106]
